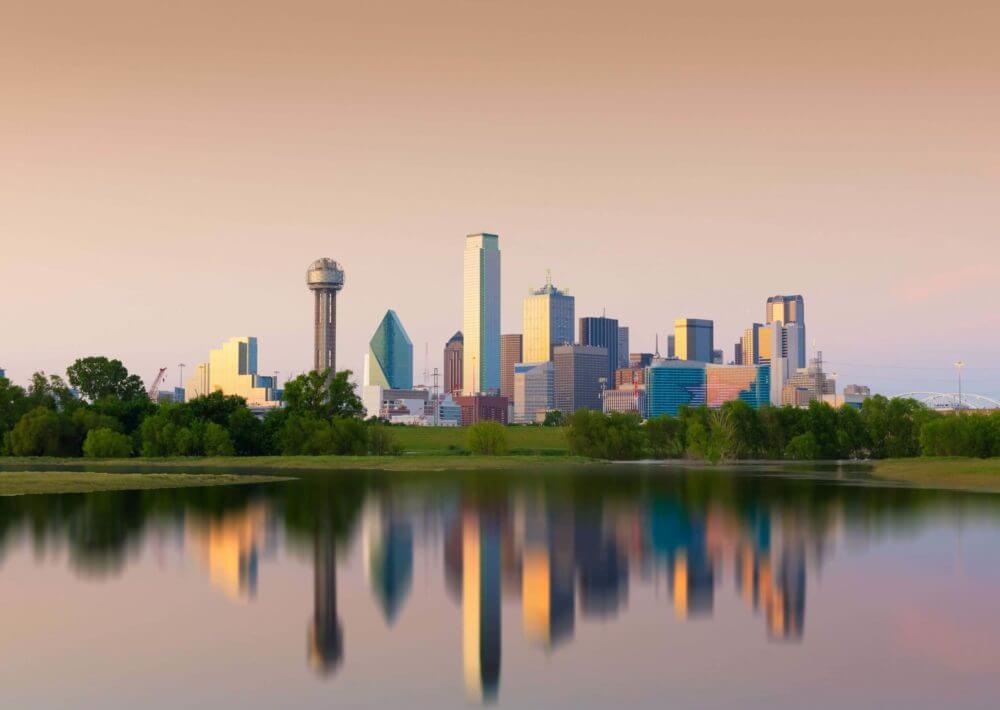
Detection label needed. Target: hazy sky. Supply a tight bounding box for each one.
[2,0,998,398]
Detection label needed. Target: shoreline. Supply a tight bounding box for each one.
[0,456,996,494]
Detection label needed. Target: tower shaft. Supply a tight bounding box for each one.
[314,288,337,372]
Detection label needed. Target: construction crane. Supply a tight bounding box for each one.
[148,367,168,401]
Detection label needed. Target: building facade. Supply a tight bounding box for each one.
[513,362,554,424]
[500,334,523,402]
[364,309,413,389]
[455,394,509,425]
[615,366,647,388]
[307,258,345,372]
[602,387,646,416]
[674,318,714,363]
[522,275,574,364]
[553,344,607,414]
[579,316,620,383]
[463,233,501,394]
[781,352,834,407]
[616,327,630,369]
[629,352,654,368]
[646,360,770,417]
[186,337,278,407]
[766,295,806,369]
[443,331,463,394]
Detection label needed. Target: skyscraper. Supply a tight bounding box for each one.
[674,318,714,363]
[513,361,554,424]
[186,336,277,407]
[443,331,464,394]
[500,334,523,402]
[307,258,345,372]
[579,316,619,382]
[364,310,413,389]
[522,274,574,364]
[554,344,607,413]
[616,327,630,369]
[766,295,806,369]
[646,360,771,417]
[463,234,501,394]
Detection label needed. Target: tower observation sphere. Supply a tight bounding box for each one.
[307,258,345,372]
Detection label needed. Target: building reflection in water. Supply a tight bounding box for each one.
[461,507,502,704]
[363,500,414,625]
[176,482,835,699]
[185,502,274,602]
[308,518,343,676]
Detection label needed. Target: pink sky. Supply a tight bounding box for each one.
[1,1,998,397]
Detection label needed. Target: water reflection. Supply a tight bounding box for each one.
[0,467,997,705]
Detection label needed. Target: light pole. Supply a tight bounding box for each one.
[955,361,965,412]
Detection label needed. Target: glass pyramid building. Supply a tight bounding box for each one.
[365,309,414,389]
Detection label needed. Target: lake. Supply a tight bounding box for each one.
[1,464,998,708]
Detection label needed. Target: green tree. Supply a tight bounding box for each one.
[202,422,235,456]
[83,428,132,458]
[542,410,565,427]
[66,357,146,402]
[0,376,29,450]
[805,400,841,459]
[467,421,509,455]
[645,415,685,458]
[785,432,820,460]
[283,370,363,419]
[565,410,644,460]
[228,407,265,456]
[721,400,763,459]
[26,372,78,412]
[186,391,248,427]
[836,405,868,459]
[6,407,77,456]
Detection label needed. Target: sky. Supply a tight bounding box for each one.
[1,0,998,399]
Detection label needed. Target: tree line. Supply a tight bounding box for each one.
[565,397,1000,462]
[0,357,398,458]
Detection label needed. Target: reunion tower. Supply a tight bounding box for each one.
[307,258,345,372]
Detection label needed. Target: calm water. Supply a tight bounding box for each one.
[1,465,998,709]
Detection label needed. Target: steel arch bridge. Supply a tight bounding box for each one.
[894,392,1000,410]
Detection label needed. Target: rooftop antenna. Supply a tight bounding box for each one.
[423,342,429,387]
[655,333,660,358]
[545,268,552,287]
[177,363,185,389]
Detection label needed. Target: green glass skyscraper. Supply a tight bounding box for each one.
[365,309,414,389]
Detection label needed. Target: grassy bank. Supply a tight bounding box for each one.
[873,458,1000,493]
[0,471,289,497]
[0,454,589,475]
[391,426,568,455]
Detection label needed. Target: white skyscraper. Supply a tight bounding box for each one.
[463,233,501,394]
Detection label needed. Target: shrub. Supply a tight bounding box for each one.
[83,427,132,458]
[368,423,401,455]
[467,421,509,455]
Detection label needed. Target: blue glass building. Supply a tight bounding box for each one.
[646,361,770,417]
[365,310,414,389]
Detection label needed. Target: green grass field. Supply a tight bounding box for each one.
[0,472,288,496]
[390,425,568,454]
[873,457,1000,493]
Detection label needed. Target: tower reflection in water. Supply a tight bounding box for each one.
[186,484,823,700]
[308,518,343,676]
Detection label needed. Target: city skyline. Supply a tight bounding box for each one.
[2,2,999,398]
